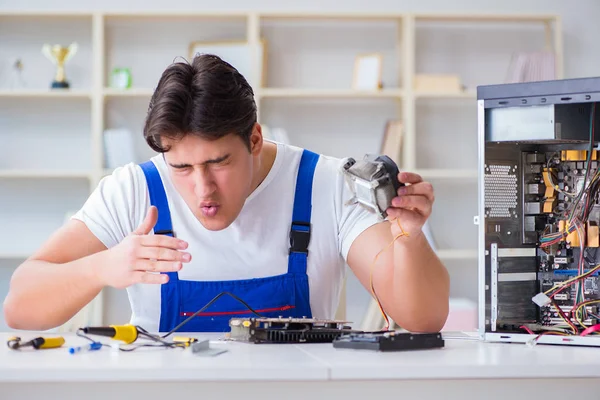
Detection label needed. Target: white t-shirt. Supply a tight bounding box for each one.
[73,141,381,331]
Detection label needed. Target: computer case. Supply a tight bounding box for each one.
[478,77,600,346]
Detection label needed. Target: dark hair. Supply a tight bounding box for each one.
[143,54,257,153]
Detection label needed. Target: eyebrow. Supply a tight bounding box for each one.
[168,154,231,169]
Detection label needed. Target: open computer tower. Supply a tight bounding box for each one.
[478,77,600,346]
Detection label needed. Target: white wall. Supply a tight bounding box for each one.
[2,0,599,79]
[1,0,598,329]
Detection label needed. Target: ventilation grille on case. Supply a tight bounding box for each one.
[485,164,517,218]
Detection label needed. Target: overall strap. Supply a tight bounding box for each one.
[139,160,181,333]
[288,149,320,275]
[139,160,180,288]
[139,161,174,237]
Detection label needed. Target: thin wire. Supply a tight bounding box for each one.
[161,291,264,339]
[80,292,272,349]
[540,103,596,247]
[530,331,571,345]
[550,298,578,334]
[118,341,186,352]
[574,299,600,334]
[137,327,174,345]
[75,328,116,350]
[76,328,99,344]
[588,312,600,320]
[75,293,266,351]
[544,154,577,197]
[573,219,586,319]
[580,323,600,336]
[520,325,535,335]
[543,263,600,298]
[566,110,595,223]
[369,218,410,331]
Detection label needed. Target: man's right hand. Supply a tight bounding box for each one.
[97,206,191,288]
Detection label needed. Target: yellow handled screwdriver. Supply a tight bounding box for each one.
[7,336,65,350]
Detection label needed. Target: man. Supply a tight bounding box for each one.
[3,54,449,333]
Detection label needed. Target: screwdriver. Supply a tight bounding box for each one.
[7,336,65,350]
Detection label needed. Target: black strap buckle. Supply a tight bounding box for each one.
[289,221,311,255]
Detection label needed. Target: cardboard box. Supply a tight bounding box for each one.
[414,74,462,93]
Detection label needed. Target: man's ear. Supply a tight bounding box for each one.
[249,123,263,155]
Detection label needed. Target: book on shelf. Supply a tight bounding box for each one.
[505,51,556,83]
[381,119,403,165]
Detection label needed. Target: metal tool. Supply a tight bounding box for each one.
[341,154,403,219]
[7,336,65,350]
[190,340,228,357]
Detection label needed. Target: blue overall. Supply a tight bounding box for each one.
[139,150,319,333]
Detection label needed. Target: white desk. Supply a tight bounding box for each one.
[1,332,599,400]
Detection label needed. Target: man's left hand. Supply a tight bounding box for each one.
[386,172,434,237]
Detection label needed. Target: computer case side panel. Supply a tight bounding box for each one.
[478,99,487,340]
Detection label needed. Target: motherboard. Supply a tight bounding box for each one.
[227,317,358,343]
[485,144,600,335]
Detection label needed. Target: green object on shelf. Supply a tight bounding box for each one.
[110,67,132,89]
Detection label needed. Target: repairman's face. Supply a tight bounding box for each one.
[162,125,262,231]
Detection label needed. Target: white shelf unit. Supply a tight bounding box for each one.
[102,87,153,97]
[0,89,92,98]
[0,11,562,327]
[0,170,91,179]
[409,13,562,311]
[259,88,404,99]
[0,12,96,267]
[414,90,477,99]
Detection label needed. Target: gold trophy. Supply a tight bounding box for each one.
[42,42,78,89]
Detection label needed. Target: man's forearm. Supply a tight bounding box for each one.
[3,252,107,331]
[390,231,450,332]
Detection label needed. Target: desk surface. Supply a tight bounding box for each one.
[2,331,600,383]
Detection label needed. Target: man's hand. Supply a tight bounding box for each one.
[96,206,191,289]
[386,171,434,237]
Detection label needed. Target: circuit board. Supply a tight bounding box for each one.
[527,150,600,330]
[227,317,358,344]
[485,145,600,334]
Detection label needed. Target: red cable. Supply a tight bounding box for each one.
[580,323,600,336]
[520,325,534,335]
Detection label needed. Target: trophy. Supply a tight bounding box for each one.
[8,58,27,89]
[42,42,78,89]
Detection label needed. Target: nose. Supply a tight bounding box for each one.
[192,168,216,199]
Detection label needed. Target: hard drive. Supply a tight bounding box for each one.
[333,331,444,352]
